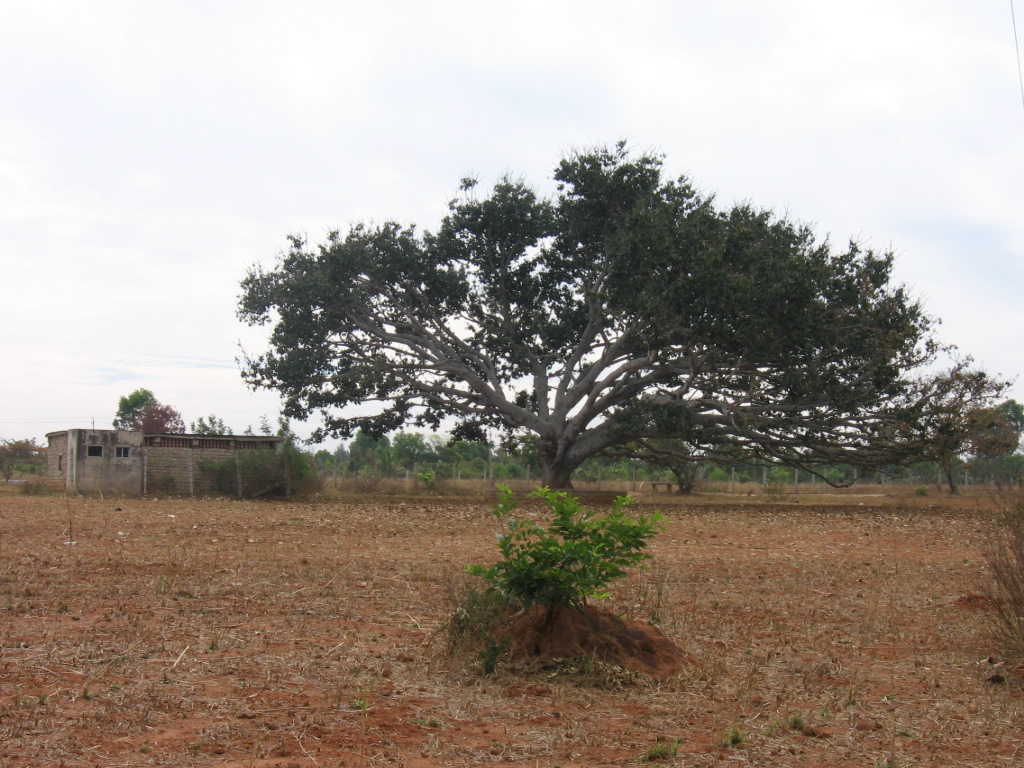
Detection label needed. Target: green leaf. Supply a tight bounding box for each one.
[466,487,663,610]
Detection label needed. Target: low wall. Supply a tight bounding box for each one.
[142,437,283,496]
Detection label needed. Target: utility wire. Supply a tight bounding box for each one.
[1013,0,1024,111]
[0,420,98,424]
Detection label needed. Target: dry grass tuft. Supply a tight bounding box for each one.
[984,488,1024,666]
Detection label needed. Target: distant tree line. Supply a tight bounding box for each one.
[0,439,45,481]
[94,389,1021,495]
[309,397,1024,494]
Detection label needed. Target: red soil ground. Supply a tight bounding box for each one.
[1,489,1021,766]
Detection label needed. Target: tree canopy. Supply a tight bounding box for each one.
[239,143,1002,488]
[113,388,186,434]
[191,414,232,435]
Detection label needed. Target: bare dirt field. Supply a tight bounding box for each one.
[1,489,1021,767]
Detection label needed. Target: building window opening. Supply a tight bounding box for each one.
[87,445,103,458]
[116,447,130,459]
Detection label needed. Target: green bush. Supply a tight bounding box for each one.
[466,485,663,611]
[416,469,436,490]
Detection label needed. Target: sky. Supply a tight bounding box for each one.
[2,1,1022,449]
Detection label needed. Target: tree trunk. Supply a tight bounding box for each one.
[537,438,582,489]
[670,467,694,495]
[541,462,576,489]
[944,464,959,494]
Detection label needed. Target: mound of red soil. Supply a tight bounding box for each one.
[503,604,689,679]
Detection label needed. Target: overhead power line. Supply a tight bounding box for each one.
[1014,0,1024,112]
[0,420,98,424]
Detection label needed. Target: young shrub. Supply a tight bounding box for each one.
[416,469,437,491]
[466,485,663,612]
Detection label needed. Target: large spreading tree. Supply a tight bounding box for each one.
[238,143,1001,488]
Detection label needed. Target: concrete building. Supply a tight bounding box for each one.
[46,429,286,496]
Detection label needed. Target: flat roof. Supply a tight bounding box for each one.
[46,429,284,441]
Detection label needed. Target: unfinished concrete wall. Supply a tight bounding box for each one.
[50,429,145,495]
[46,430,283,496]
[46,432,68,489]
[142,435,282,496]
[143,441,241,496]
